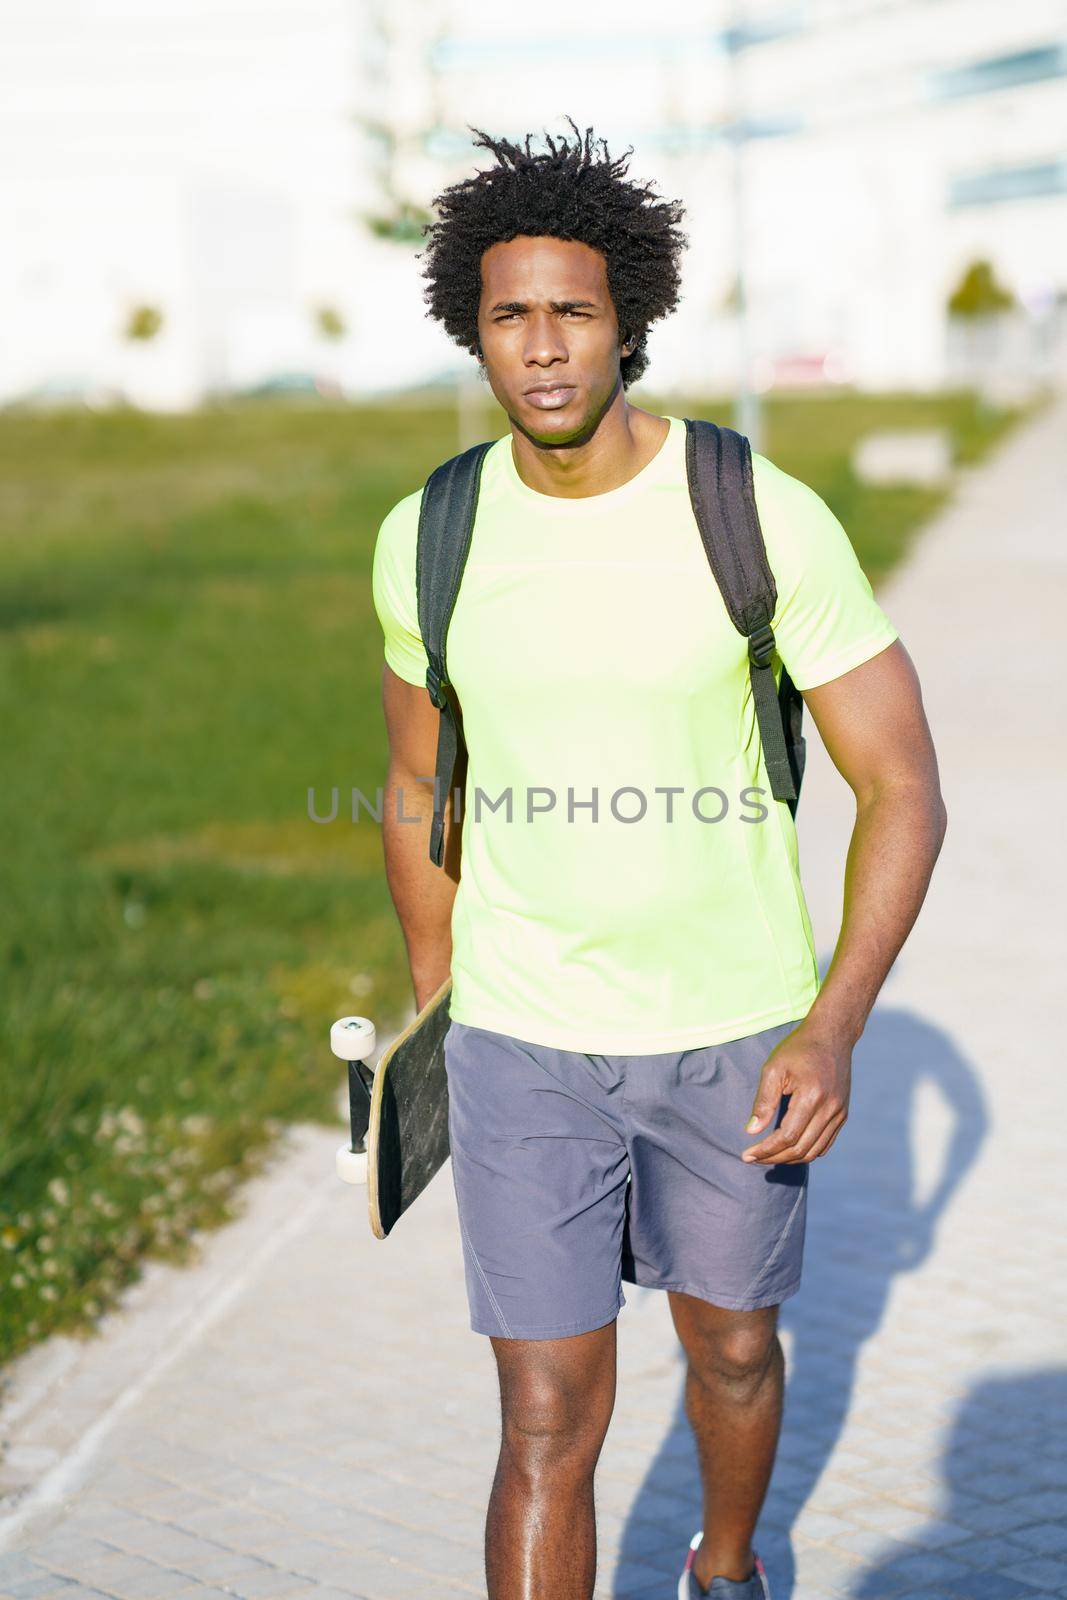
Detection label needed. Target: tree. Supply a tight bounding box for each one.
[353,2,446,246]
[720,275,743,315]
[357,116,435,243]
[123,304,164,342]
[313,304,346,341]
[947,259,1015,319]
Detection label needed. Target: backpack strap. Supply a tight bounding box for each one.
[683,418,803,813]
[415,439,495,866]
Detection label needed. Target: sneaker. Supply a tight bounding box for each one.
[677,1530,771,1599]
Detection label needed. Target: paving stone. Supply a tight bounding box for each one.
[956,1500,1052,1536]
[175,1507,287,1550]
[98,1567,194,1599]
[794,1545,865,1584]
[870,1548,976,1588]
[1006,1521,1067,1559]
[1001,1553,1067,1591]
[831,1529,918,1562]
[0,1557,44,1588]
[37,1553,169,1592]
[218,1565,308,1599]
[335,1553,467,1600]
[1014,1490,1067,1522]
[606,1556,677,1597]
[859,1592,950,1600]
[811,1481,876,1514]
[4,1576,80,1600]
[268,1590,369,1600]
[880,1516,972,1549]
[25,1589,116,1600]
[15,1543,117,1578]
[170,1589,263,1600]
[127,1490,221,1522]
[794,1510,858,1542]
[944,1576,1052,1600]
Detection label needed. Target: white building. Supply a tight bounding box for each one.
[0,0,1063,407]
[0,0,366,409]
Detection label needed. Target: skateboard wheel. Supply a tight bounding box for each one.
[336,1143,369,1185]
[330,1016,376,1062]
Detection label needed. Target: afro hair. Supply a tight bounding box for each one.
[417,116,689,388]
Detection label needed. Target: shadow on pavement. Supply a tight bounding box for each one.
[613,1004,990,1599]
[852,1367,1067,1600]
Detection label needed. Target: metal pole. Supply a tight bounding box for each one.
[726,2,762,452]
[456,366,483,452]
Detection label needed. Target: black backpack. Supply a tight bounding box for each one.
[414,418,805,867]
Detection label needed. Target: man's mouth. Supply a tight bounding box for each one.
[524,384,577,410]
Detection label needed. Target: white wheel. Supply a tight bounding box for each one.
[331,1016,376,1062]
[336,1144,369,1185]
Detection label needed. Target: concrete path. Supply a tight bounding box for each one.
[2,395,1065,1600]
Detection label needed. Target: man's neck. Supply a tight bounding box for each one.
[509,400,670,499]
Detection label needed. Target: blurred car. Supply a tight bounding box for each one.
[760,351,851,390]
[236,372,344,401]
[5,378,125,411]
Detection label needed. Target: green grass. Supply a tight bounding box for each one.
[0,388,1033,1364]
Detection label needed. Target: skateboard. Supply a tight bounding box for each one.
[331,974,452,1239]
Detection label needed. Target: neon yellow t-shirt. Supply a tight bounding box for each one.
[372,414,898,1053]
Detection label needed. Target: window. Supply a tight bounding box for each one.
[932,44,1066,100]
[948,160,1067,207]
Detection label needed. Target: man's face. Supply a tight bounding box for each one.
[476,235,629,444]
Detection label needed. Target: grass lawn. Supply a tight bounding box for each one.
[0,388,1032,1364]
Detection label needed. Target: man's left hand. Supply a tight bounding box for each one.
[741,1023,852,1164]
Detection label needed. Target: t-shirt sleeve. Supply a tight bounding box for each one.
[752,453,899,692]
[370,489,429,688]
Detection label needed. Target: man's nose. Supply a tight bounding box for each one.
[524,314,568,366]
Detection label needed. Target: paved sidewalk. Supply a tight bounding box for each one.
[2,396,1065,1600]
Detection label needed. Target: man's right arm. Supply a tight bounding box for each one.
[380,662,465,1013]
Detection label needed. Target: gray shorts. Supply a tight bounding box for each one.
[443,1017,810,1340]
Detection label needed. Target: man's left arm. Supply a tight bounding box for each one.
[742,638,948,1164]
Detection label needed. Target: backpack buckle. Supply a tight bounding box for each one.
[425,664,448,709]
[748,621,775,669]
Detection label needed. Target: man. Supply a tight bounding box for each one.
[371,119,946,1600]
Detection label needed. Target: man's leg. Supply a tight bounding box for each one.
[486,1320,617,1600]
[668,1292,783,1591]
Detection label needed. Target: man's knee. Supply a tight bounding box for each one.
[493,1329,616,1479]
[675,1301,781,1394]
[500,1395,607,1478]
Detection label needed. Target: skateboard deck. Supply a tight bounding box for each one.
[367,975,452,1238]
[331,975,453,1238]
